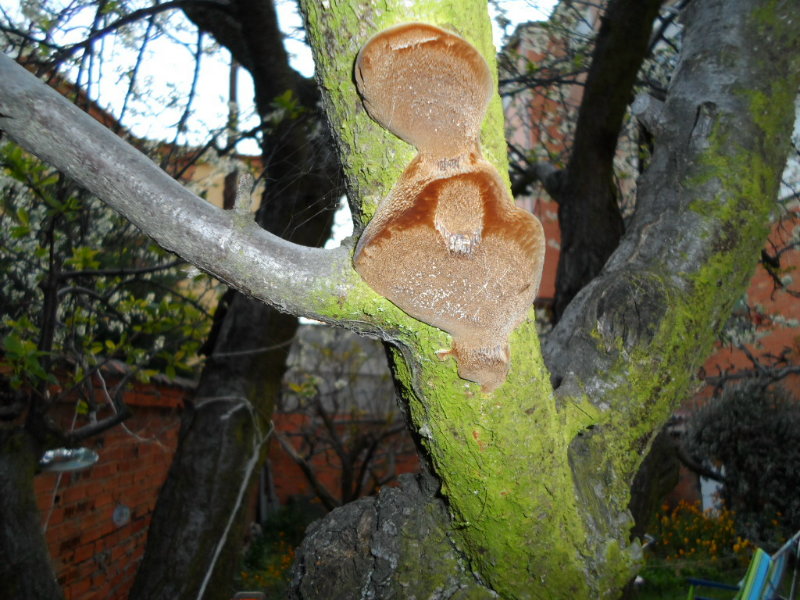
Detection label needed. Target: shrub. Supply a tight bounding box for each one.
[683,379,800,545]
[649,500,751,573]
[236,502,322,597]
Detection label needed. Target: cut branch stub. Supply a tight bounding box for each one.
[352,23,545,392]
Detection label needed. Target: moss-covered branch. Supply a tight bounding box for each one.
[545,0,800,589]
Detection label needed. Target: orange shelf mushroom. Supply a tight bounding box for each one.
[353,23,545,392]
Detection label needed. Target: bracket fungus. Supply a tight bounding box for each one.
[353,23,545,392]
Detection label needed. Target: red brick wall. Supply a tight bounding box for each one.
[34,374,418,598]
[35,382,185,600]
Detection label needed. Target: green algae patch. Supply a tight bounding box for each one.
[328,294,593,598]
[390,501,497,599]
[596,540,638,598]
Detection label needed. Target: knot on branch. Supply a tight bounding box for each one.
[631,93,665,136]
[288,472,489,598]
[590,271,669,353]
[232,171,255,219]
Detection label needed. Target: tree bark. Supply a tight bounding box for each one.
[543,0,799,594]
[0,428,64,600]
[289,472,494,599]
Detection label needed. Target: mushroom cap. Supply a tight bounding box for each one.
[355,23,493,157]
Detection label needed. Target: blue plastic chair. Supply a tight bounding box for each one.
[763,541,791,600]
[763,532,800,600]
[686,548,771,600]
[686,531,800,600]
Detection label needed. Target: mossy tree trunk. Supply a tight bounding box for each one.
[293,0,800,598]
[298,4,589,595]
[0,0,797,598]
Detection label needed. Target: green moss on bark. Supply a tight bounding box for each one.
[388,315,592,599]
[560,12,800,590]
[298,0,799,598]
[299,2,595,598]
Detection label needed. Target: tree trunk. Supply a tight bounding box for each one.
[552,0,663,319]
[130,1,341,597]
[0,428,64,600]
[129,294,291,600]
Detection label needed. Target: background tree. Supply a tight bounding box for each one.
[129,0,343,594]
[1,0,798,599]
[275,327,416,510]
[1,0,341,597]
[684,379,800,545]
[0,145,214,388]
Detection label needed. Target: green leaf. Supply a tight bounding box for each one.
[66,246,101,270]
[10,225,31,238]
[2,333,24,356]
[15,207,30,226]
